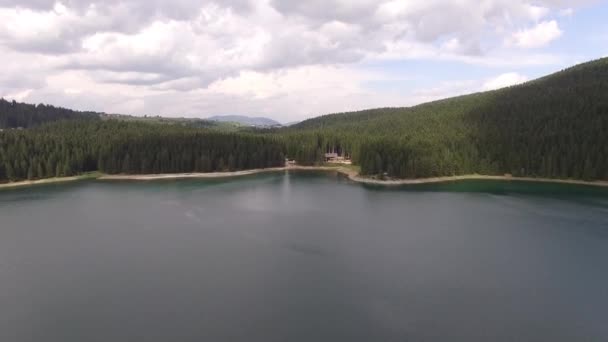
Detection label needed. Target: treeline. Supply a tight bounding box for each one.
[280,58,608,180]
[0,120,285,183]
[98,130,285,175]
[0,99,99,129]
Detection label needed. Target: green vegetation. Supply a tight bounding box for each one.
[280,58,608,180]
[1,57,608,184]
[0,120,284,182]
[99,113,241,130]
[0,98,99,128]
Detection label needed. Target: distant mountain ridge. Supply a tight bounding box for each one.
[207,115,281,127]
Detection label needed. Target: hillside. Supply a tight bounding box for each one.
[101,113,226,129]
[282,58,608,180]
[0,99,100,129]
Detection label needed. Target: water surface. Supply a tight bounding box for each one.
[1,172,607,341]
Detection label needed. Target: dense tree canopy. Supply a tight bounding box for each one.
[0,121,284,182]
[0,99,99,129]
[279,58,608,180]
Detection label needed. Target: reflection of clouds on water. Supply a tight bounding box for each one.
[281,171,291,202]
[283,242,329,257]
[161,199,182,207]
[184,210,201,223]
[230,184,288,213]
[180,205,277,248]
[235,190,277,212]
[162,172,343,216]
[230,173,330,214]
[2,172,608,342]
[179,197,332,258]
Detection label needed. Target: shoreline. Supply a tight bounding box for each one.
[0,176,84,189]
[348,173,608,187]
[0,172,101,190]
[99,166,608,188]
[2,166,608,189]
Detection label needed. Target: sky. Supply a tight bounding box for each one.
[0,0,606,123]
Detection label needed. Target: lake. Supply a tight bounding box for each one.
[1,171,607,341]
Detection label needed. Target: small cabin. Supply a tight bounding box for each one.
[325,152,352,165]
[325,153,339,162]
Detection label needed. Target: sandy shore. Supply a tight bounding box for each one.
[0,172,103,190]
[98,166,351,181]
[3,166,608,189]
[0,176,84,189]
[99,166,608,188]
[348,173,608,187]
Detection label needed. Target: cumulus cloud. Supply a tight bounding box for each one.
[483,73,529,90]
[409,72,530,105]
[0,0,591,121]
[507,20,563,48]
[410,80,480,104]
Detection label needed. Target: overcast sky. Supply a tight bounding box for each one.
[0,0,606,123]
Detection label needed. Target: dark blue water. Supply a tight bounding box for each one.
[1,172,607,341]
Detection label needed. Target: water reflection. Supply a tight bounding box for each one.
[0,172,607,341]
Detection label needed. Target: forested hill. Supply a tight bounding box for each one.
[283,57,608,180]
[291,57,608,133]
[0,99,100,129]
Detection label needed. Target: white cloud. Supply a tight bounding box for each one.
[410,80,479,104]
[406,72,530,106]
[507,20,563,48]
[0,0,594,121]
[483,73,529,90]
[208,65,374,100]
[3,89,33,102]
[526,5,550,21]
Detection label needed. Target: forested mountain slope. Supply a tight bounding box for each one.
[0,99,100,128]
[283,58,608,180]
